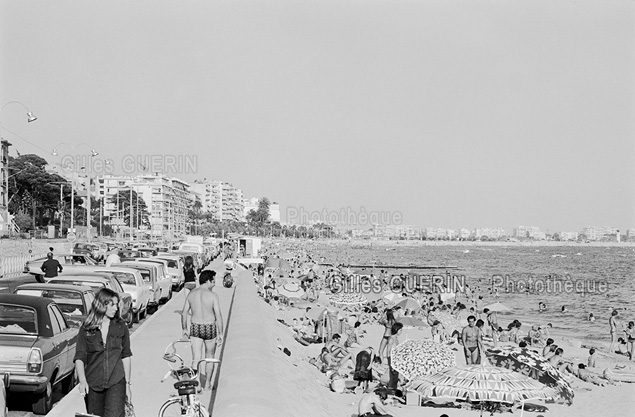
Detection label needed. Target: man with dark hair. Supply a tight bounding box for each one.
[182,270,223,390]
[41,252,63,278]
[461,315,482,365]
[358,389,393,417]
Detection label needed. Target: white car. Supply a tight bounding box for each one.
[133,258,173,302]
[93,267,150,323]
[120,261,165,311]
[153,255,185,291]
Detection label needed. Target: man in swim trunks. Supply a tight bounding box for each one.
[461,315,482,365]
[182,270,223,390]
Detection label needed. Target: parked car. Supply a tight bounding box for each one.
[131,259,172,302]
[137,248,157,258]
[117,249,143,261]
[154,246,170,254]
[46,274,134,328]
[13,284,95,328]
[117,262,161,313]
[92,267,150,323]
[24,254,99,283]
[153,254,185,291]
[178,242,208,264]
[0,294,78,414]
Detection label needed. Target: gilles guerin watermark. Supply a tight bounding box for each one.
[328,273,466,295]
[325,273,609,297]
[59,154,198,175]
[286,206,403,226]
[491,274,609,296]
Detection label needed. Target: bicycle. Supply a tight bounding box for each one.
[157,340,220,417]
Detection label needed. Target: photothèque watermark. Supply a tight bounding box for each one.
[59,154,198,175]
[491,274,609,296]
[286,206,403,226]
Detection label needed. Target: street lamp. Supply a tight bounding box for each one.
[50,144,99,241]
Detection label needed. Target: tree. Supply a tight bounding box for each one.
[7,154,71,230]
[107,190,150,227]
[246,197,271,226]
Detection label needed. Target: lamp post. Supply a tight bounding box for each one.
[1,101,37,236]
[51,144,98,241]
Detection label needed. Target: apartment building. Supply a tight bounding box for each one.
[190,180,244,222]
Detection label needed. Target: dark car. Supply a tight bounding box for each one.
[47,274,134,328]
[0,294,78,414]
[14,283,95,328]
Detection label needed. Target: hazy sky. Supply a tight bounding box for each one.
[1,0,633,232]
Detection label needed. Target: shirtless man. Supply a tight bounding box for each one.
[182,270,223,390]
[357,389,393,417]
[461,315,482,365]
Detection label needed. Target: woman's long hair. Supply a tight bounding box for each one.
[385,308,395,325]
[83,288,120,330]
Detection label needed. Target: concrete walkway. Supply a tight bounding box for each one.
[47,258,235,417]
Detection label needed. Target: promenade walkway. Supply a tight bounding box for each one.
[46,258,234,417]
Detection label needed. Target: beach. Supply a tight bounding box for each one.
[258,238,635,417]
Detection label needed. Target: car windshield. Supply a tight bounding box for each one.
[138,270,151,283]
[111,272,136,285]
[0,304,38,334]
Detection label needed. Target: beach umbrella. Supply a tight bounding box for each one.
[277,279,305,299]
[484,302,512,313]
[410,364,558,404]
[328,292,367,306]
[383,292,402,302]
[484,346,574,405]
[395,297,420,310]
[363,291,385,303]
[434,311,464,336]
[390,339,456,381]
[264,257,292,271]
[397,317,427,328]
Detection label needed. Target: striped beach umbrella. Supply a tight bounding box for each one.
[410,364,558,404]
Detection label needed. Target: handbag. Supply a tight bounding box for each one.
[125,397,135,417]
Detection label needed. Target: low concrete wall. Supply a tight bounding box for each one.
[211,270,286,417]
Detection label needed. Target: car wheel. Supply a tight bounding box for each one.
[167,288,172,301]
[133,309,140,324]
[35,274,45,283]
[32,381,53,415]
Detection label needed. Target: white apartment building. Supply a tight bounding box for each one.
[98,174,192,240]
[474,227,506,239]
[513,226,543,239]
[190,180,244,222]
[581,226,619,241]
[559,231,579,241]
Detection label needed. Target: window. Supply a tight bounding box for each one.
[0,305,37,334]
[48,305,63,334]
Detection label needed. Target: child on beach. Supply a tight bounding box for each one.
[588,348,597,368]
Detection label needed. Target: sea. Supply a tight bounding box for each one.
[312,243,635,345]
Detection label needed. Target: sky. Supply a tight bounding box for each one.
[1,0,633,233]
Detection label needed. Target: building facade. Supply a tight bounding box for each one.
[190,180,244,222]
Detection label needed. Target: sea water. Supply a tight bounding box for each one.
[317,244,635,344]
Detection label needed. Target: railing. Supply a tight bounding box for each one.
[0,253,46,278]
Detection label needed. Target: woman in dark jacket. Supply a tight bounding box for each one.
[75,288,132,417]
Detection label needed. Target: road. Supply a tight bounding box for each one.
[1,273,157,417]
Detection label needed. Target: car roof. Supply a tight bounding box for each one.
[49,275,111,282]
[93,267,140,274]
[16,283,94,293]
[0,294,55,336]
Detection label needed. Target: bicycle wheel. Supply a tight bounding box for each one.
[158,398,208,417]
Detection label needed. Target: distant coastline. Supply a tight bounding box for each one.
[337,239,635,248]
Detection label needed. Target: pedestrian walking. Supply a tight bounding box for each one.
[75,288,132,417]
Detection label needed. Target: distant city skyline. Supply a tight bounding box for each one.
[1,1,633,237]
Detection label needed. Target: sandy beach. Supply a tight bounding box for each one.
[258,239,635,417]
